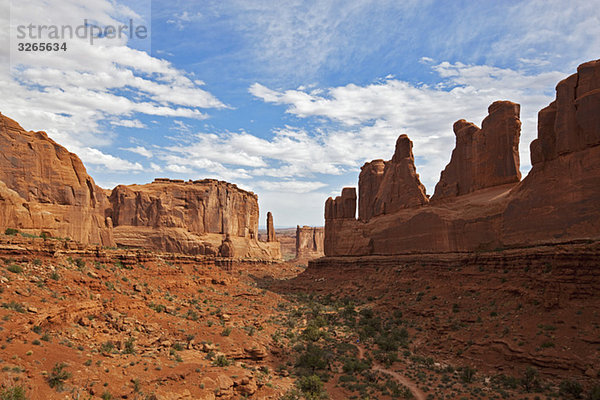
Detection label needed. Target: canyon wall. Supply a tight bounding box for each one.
[0,113,114,246]
[108,179,281,259]
[0,114,280,259]
[295,226,324,261]
[324,60,600,257]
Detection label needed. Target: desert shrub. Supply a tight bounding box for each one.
[123,338,136,354]
[1,301,25,313]
[49,271,60,281]
[100,341,115,355]
[589,385,600,400]
[296,343,330,376]
[342,357,370,374]
[221,327,232,336]
[4,228,19,236]
[521,366,541,392]
[559,380,583,398]
[212,355,230,367]
[297,375,328,400]
[460,366,476,383]
[186,309,199,321]
[0,385,27,400]
[7,264,23,274]
[171,342,184,351]
[302,324,322,342]
[47,362,71,390]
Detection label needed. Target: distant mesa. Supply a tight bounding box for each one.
[324,59,600,256]
[0,113,281,260]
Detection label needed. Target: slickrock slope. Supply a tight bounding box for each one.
[0,114,114,246]
[324,60,600,256]
[108,179,281,259]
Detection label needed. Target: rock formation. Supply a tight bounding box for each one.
[0,113,281,260]
[325,187,356,220]
[266,212,276,242]
[432,101,521,200]
[295,226,324,260]
[108,179,281,259]
[359,135,428,221]
[323,60,600,257]
[0,113,114,246]
[503,59,600,245]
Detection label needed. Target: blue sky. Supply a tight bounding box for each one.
[2,0,599,227]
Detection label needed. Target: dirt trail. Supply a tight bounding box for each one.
[357,345,426,400]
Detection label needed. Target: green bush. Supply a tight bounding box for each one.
[1,301,25,313]
[460,366,476,383]
[521,366,541,392]
[302,324,322,342]
[212,355,230,367]
[296,343,330,375]
[297,375,328,400]
[47,362,71,390]
[100,341,115,355]
[221,327,232,337]
[4,228,19,236]
[559,380,583,398]
[7,264,23,274]
[589,385,600,400]
[123,338,136,354]
[0,385,27,400]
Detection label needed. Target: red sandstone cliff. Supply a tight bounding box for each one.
[295,226,324,261]
[359,135,428,221]
[0,114,281,259]
[108,179,281,259]
[0,113,114,246]
[432,101,521,200]
[324,60,600,256]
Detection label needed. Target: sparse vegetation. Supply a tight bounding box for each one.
[47,362,71,390]
[6,264,23,274]
[0,385,27,400]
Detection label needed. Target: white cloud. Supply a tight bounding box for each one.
[121,146,152,158]
[165,164,195,174]
[141,61,566,198]
[0,0,225,174]
[167,11,203,30]
[254,180,328,194]
[75,147,143,172]
[249,62,566,191]
[111,119,146,128]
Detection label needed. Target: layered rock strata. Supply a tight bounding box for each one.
[295,226,324,260]
[108,179,281,259]
[324,60,600,256]
[0,113,114,246]
[0,114,281,259]
[432,101,521,200]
